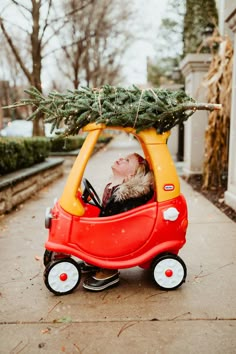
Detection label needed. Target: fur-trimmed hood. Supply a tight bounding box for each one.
[113,171,154,202]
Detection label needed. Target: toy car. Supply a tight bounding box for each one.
[43,123,188,295]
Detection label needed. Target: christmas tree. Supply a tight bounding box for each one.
[11,85,221,136]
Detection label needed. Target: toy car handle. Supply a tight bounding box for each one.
[82,178,102,209]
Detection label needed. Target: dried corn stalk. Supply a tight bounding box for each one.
[202,37,233,189]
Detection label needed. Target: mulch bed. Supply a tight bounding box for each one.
[183,175,236,223]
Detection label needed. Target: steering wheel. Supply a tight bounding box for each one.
[82,178,102,209]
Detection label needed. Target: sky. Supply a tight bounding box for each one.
[0,0,169,87]
[122,0,169,85]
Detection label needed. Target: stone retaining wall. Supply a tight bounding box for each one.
[0,157,64,215]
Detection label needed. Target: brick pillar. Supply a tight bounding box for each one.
[225,8,236,211]
[179,54,211,175]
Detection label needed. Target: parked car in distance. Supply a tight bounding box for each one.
[0,120,32,137]
[0,120,61,137]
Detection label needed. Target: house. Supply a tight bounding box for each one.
[224,2,236,211]
[179,1,236,212]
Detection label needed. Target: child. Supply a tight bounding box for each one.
[83,153,154,291]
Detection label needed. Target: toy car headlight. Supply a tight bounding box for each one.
[163,207,179,221]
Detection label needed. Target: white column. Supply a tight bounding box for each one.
[225,9,236,211]
[179,54,211,175]
[0,103,3,130]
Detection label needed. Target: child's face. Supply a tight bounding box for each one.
[112,154,139,178]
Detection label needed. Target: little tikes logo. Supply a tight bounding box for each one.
[163,184,175,191]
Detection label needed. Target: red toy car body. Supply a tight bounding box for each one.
[43,124,188,295]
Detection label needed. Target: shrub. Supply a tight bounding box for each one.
[49,135,112,152]
[0,134,113,176]
[0,137,51,175]
[97,135,113,144]
[50,136,85,152]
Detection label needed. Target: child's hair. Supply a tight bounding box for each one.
[133,153,154,191]
[133,153,150,175]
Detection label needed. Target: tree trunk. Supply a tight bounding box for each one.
[31,0,44,136]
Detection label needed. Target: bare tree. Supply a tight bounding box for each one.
[0,0,94,134]
[0,29,30,119]
[0,1,53,134]
[51,0,95,89]
[86,0,134,87]
[54,0,135,88]
[0,0,135,134]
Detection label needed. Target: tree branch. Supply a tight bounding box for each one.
[41,20,70,50]
[10,0,31,15]
[0,17,30,36]
[0,17,32,82]
[39,0,53,43]
[48,0,95,25]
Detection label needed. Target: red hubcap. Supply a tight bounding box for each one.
[165,269,173,277]
[60,273,68,281]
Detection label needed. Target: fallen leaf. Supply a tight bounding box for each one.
[41,327,51,334]
[35,255,41,261]
[38,342,46,348]
[53,316,72,323]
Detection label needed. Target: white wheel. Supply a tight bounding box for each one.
[44,259,81,295]
[152,254,187,290]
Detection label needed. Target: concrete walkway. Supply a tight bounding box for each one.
[0,134,236,354]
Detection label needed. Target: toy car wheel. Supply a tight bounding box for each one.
[152,254,187,290]
[44,258,81,295]
[43,250,71,267]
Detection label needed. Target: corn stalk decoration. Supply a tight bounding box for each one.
[9,85,221,135]
[202,37,233,189]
